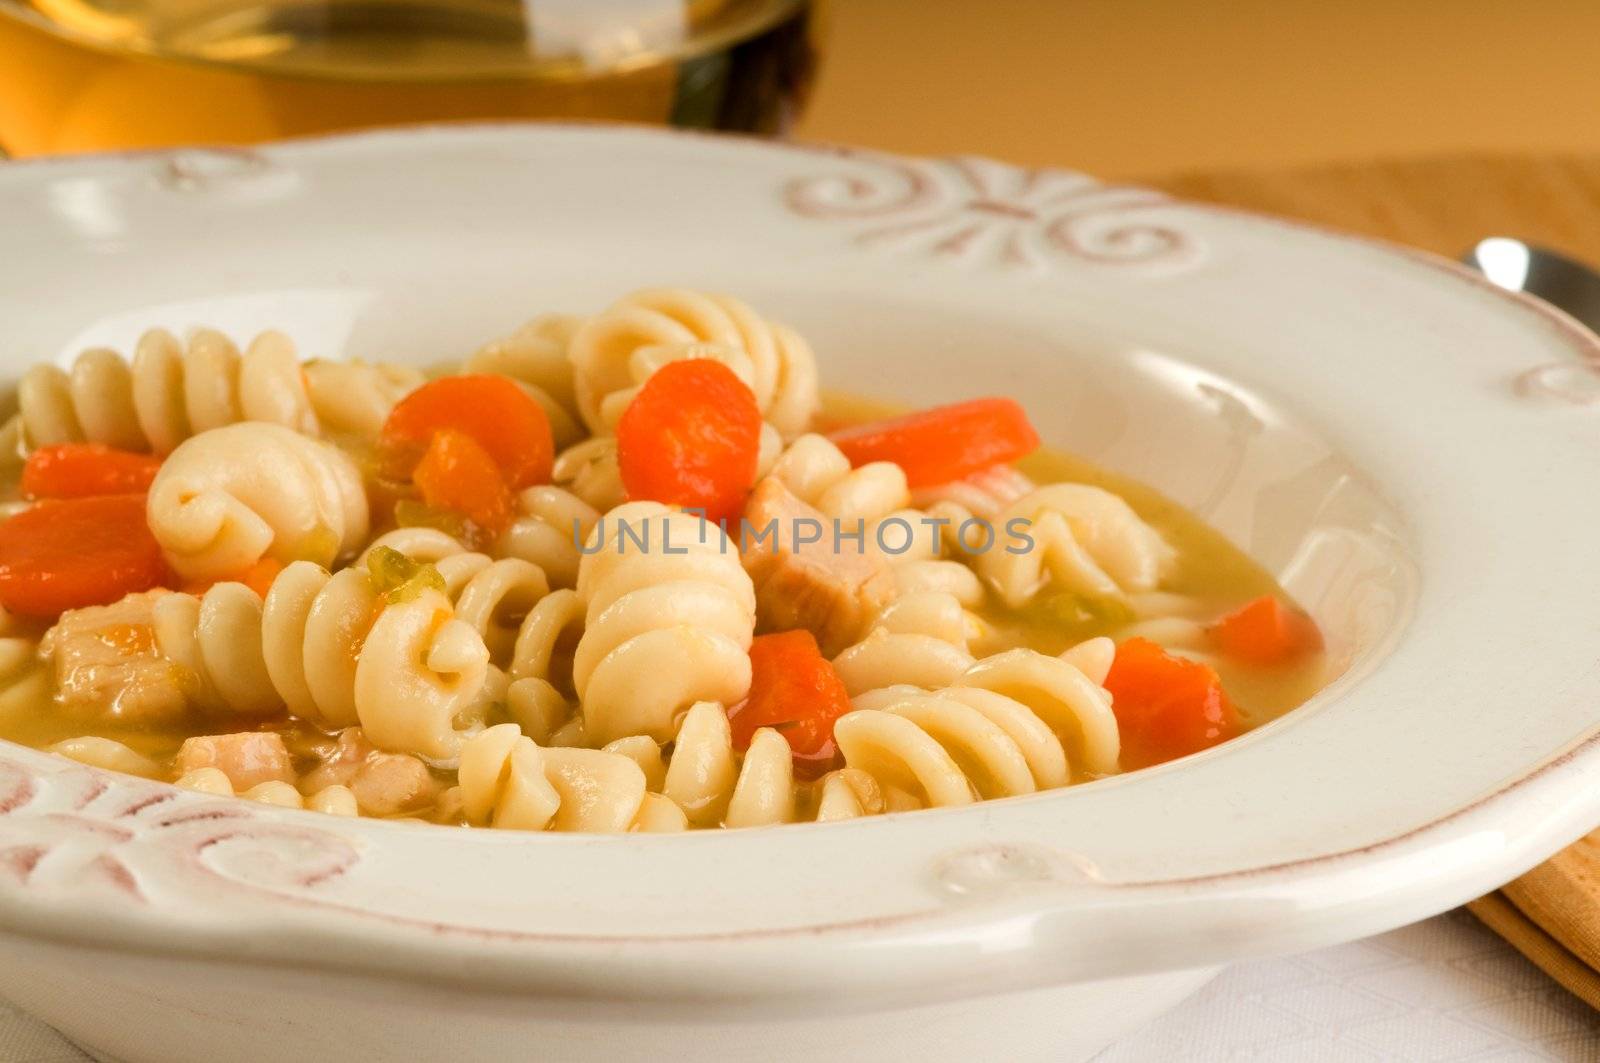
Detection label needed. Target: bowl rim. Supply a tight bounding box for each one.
[2,121,1598,1006]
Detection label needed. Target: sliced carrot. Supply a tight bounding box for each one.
[0,494,169,617]
[21,443,161,500]
[1103,637,1239,770]
[828,397,1040,488]
[1211,595,1322,666]
[181,557,284,599]
[728,630,852,778]
[379,375,553,489]
[616,359,762,526]
[412,429,516,539]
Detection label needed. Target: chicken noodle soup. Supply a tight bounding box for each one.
[0,289,1328,830]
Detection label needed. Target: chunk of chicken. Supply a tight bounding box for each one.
[40,590,190,725]
[175,732,295,791]
[740,478,897,657]
[300,728,436,817]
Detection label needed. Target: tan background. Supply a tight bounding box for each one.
[798,0,1600,179]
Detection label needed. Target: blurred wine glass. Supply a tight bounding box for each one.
[0,0,819,157]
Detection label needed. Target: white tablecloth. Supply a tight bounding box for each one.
[4,911,1596,1061]
[1099,911,1600,1061]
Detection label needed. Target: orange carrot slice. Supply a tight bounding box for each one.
[1211,595,1323,666]
[828,397,1039,488]
[412,429,516,538]
[1104,637,1239,770]
[616,359,762,526]
[21,443,161,500]
[380,375,553,489]
[0,494,169,617]
[729,630,852,778]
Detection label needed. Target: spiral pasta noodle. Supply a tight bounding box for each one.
[573,501,756,745]
[464,313,587,449]
[358,530,588,744]
[147,422,370,583]
[1110,592,1220,664]
[768,433,906,524]
[301,358,425,439]
[149,559,490,760]
[569,288,819,438]
[455,723,684,832]
[552,437,627,515]
[653,701,795,828]
[19,328,322,455]
[833,647,1120,809]
[831,591,979,697]
[496,485,602,590]
[980,483,1176,609]
[605,703,891,828]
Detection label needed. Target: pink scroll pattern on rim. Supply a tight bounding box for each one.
[784,154,1205,275]
[0,755,358,908]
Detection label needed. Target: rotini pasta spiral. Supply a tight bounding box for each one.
[573,501,756,745]
[146,422,370,583]
[831,591,979,697]
[456,723,683,832]
[357,530,588,743]
[357,527,464,565]
[1110,592,1220,664]
[17,328,425,453]
[500,587,586,744]
[19,328,320,454]
[464,313,587,449]
[301,359,425,439]
[552,437,627,514]
[569,288,819,438]
[980,483,1175,609]
[496,485,602,589]
[428,553,551,666]
[768,433,906,523]
[833,647,1120,809]
[353,588,494,761]
[148,560,490,760]
[360,530,585,679]
[656,701,796,828]
[605,703,886,828]
[1059,635,1116,687]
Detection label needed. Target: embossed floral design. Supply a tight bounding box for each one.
[784,154,1204,274]
[0,755,358,906]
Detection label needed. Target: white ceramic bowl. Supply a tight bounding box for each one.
[2,126,1599,1063]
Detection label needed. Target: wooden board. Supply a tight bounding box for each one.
[1150,153,1600,264]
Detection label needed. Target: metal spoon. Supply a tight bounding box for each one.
[1461,237,1600,333]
